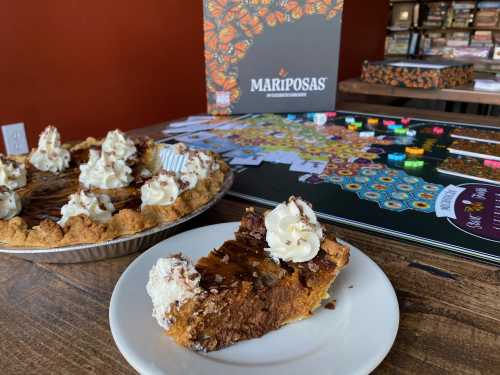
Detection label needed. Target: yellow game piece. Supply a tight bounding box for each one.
[367,118,379,125]
[348,124,358,131]
[405,147,425,156]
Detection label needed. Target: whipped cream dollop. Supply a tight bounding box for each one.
[79,149,133,189]
[181,150,218,180]
[146,255,202,329]
[30,126,71,173]
[58,190,115,226]
[141,172,181,208]
[179,171,198,190]
[0,189,21,220]
[0,156,27,189]
[101,129,137,161]
[264,197,324,263]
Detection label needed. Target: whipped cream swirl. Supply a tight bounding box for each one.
[0,189,21,220]
[146,255,202,329]
[141,172,181,208]
[264,197,324,263]
[101,129,137,161]
[0,156,27,189]
[79,149,133,189]
[30,126,71,173]
[179,171,198,190]
[181,150,218,179]
[58,190,115,226]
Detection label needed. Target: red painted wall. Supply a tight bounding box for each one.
[0,1,387,150]
[339,0,389,81]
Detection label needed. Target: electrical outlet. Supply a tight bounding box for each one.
[2,123,29,155]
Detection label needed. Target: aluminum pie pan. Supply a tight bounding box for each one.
[0,171,233,264]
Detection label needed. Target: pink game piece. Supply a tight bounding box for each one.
[432,126,444,135]
[326,112,337,118]
[383,120,396,126]
[484,160,500,169]
[401,117,411,126]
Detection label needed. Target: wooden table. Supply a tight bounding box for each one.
[2,105,500,375]
[339,77,500,107]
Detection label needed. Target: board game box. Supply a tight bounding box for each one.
[361,60,474,89]
[163,112,500,264]
[203,0,344,115]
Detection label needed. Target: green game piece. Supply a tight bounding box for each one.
[395,128,408,135]
[404,160,424,168]
[352,121,363,128]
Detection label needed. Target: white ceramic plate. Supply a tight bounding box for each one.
[110,222,399,375]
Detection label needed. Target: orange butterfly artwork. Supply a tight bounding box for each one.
[265,9,286,27]
[204,50,217,67]
[218,25,238,44]
[210,69,238,92]
[316,0,332,14]
[207,0,246,25]
[303,0,316,15]
[204,20,218,52]
[229,40,251,64]
[249,0,272,6]
[257,7,269,18]
[282,1,304,20]
[230,87,241,102]
[239,13,264,38]
[327,0,344,20]
[206,56,226,69]
[223,76,238,91]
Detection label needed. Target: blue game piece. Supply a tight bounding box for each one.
[388,124,403,132]
[345,116,356,124]
[407,129,417,137]
[306,113,316,120]
[287,114,297,121]
[388,152,406,162]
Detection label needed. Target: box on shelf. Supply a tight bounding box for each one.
[391,3,414,29]
[475,9,499,27]
[361,60,474,89]
[385,31,411,55]
[451,1,475,27]
[422,2,450,28]
[203,0,344,115]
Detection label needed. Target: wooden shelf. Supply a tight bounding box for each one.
[420,26,500,32]
[387,0,500,72]
[339,77,500,106]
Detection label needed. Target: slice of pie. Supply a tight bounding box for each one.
[147,196,349,352]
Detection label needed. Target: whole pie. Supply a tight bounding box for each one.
[0,126,230,248]
[147,196,349,352]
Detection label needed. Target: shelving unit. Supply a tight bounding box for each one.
[385,0,500,72]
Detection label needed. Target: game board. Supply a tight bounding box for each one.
[165,112,500,264]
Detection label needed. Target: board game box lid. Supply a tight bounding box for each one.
[203,1,344,115]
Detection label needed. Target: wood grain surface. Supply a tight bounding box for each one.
[1,107,500,374]
[339,77,500,106]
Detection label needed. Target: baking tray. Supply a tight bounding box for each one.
[0,171,233,264]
